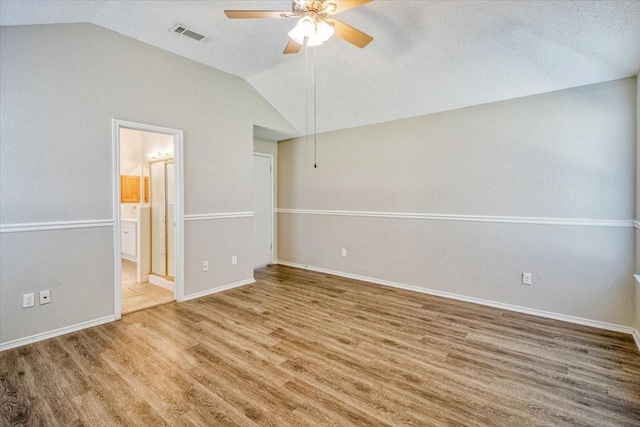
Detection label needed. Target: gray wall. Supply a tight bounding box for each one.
[0,23,296,345]
[278,78,637,327]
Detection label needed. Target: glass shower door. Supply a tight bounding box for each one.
[166,162,175,278]
[150,161,166,276]
[150,160,175,279]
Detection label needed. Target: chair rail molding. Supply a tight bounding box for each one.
[0,219,114,233]
[184,212,254,222]
[276,209,634,228]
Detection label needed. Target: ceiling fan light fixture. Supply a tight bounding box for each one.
[288,16,334,46]
[225,0,373,53]
[287,27,304,45]
[315,20,334,42]
[324,2,338,13]
[288,16,314,44]
[306,36,323,47]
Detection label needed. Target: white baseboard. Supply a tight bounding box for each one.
[633,329,640,352]
[276,260,637,337]
[4,271,636,353]
[180,278,256,302]
[149,274,176,292]
[0,315,115,352]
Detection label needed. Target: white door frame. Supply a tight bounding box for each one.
[112,119,185,319]
[253,153,275,265]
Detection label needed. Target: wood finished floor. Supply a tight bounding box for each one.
[1,264,639,426]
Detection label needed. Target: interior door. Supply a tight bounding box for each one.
[253,154,273,268]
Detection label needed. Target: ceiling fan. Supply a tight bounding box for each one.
[225,0,374,54]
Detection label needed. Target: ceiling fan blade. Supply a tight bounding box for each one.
[325,0,373,15]
[284,38,302,54]
[326,18,373,48]
[224,10,291,19]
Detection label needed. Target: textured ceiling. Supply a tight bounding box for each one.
[2,1,640,136]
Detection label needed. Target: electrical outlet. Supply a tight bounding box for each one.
[522,273,532,285]
[231,256,238,265]
[39,290,51,305]
[341,248,347,257]
[202,261,209,272]
[23,293,35,308]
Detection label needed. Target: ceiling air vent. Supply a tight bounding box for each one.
[170,24,211,43]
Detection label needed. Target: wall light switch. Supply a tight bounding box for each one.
[202,261,209,272]
[522,273,532,285]
[232,256,238,265]
[341,249,347,257]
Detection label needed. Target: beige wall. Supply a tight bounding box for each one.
[278,78,637,327]
[0,23,296,345]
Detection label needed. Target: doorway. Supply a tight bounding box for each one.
[112,120,184,319]
[252,153,274,268]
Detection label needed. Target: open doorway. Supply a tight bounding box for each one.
[112,120,184,318]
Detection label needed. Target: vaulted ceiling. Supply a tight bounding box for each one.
[2,1,640,136]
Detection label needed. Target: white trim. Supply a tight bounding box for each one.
[184,212,254,221]
[0,315,115,352]
[0,219,113,233]
[634,275,640,352]
[148,274,176,292]
[633,329,640,353]
[112,120,122,319]
[121,253,136,262]
[276,260,636,335]
[181,278,256,302]
[276,209,634,228]
[113,119,185,318]
[174,128,185,304]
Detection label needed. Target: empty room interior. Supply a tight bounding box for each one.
[1,1,639,425]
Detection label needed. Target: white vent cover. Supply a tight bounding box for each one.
[170,24,211,43]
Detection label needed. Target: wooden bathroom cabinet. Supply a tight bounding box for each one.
[121,175,140,203]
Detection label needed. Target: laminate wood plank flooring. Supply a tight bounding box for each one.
[1,264,639,426]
